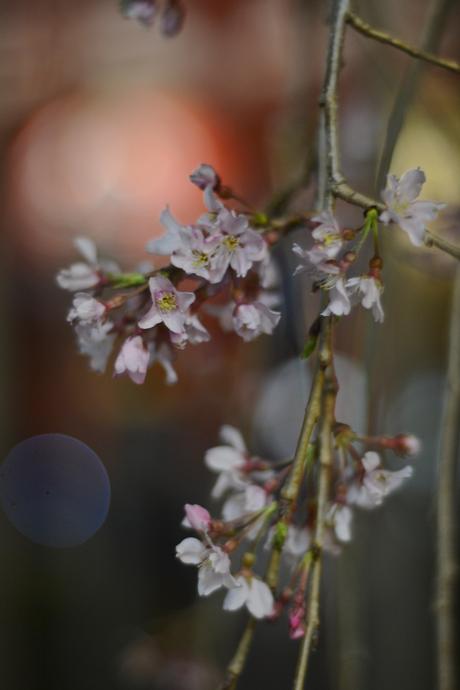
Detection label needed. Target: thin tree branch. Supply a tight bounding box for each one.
[319,0,350,190]
[375,0,455,192]
[347,12,460,75]
[293,318,337,690]
[332,181,384,212]
[281,366,324,505]
[218,617,257,690]
[332,182,460,261]
[292,558,322,690]
[436,266,460,690]
[424,230,460,261]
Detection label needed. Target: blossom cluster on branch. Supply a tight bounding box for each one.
[292,168,444,324]
[56,165,281,384]
[55,161,445,686]
[176,425,419,632]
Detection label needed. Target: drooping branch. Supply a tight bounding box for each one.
[319,0,350,190]
[219,617,257,690]
[436,266,460,690]
[292,318,337,690]
[346,12,460,75]
[424,230,460,261]
[375,0,456,191]
[314,0,460,264]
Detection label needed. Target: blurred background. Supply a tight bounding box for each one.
[0,0,459,688]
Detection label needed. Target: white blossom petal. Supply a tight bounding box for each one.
[175,537,207,565]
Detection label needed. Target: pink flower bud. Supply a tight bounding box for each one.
[289,607,306,640]
[184,504,211,532]
[189,164,219,191]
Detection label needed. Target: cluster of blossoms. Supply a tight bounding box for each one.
[120,0,185,36]
[57,165,281,384]
[176,424,419,632]
[293,168,444,323]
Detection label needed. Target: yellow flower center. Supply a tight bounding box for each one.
[223,235,240,252]
[156,291,177,312]
[192,250,209,267]
[324,234,341,246]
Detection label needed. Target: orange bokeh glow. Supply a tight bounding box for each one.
[7,88,253,262]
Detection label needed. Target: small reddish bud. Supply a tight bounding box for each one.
[393,434,421,457]
[210,519,225,536]
[369,256,383,270]
[343,251,357,264]
[264,230,279,246]
[342,228,356,241]
[223,538,239,554]
[264,478,279,494]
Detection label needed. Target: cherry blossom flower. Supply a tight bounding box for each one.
[67,293,106,324]
[282,526,311,562]
[292,241,342,274]
[75,320,116,373]
[146,207,185,256]
[311,210,341,241]
[232,302,281,342]
[183,504,211,532]
[138,276,195,334]
[321,277,351,317]
[222,485,268,523]
[349,451,413,508]
[57,236,120,291]
[210,209,268,282]
[204,426,248,498]
[326,504,353,542]
[380,168,445,246]
[114,336,150,384]
[346,275,384,323]
[170,314,210,348]
[150,342,178,385]
[57,237,101,291]
[292,211,343,274]
[189,164,219,191]
[223,574,274,619]
[175,538,237,596]
[169,227,221,281]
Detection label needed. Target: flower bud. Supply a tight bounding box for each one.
[393,434,421,457]
[189,164,219,191]
[184,504,211,532]
[160,0,185,37]
[242,552,256,569]
[121,0,157,27]
[369,255,383,270]
[342,228,356,241]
